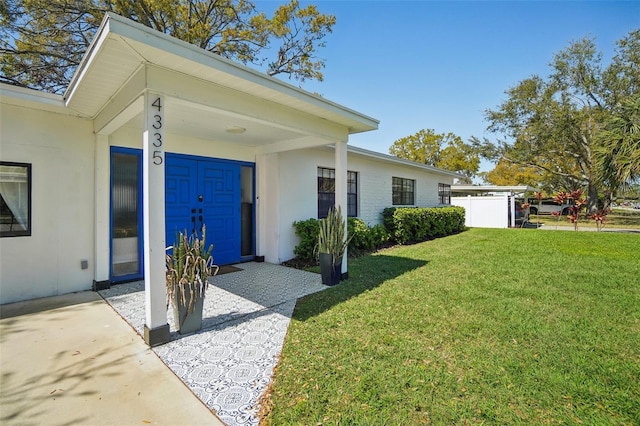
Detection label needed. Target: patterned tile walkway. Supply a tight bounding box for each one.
[100,262,326,425]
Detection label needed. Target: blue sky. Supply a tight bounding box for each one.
[258,1,639,174]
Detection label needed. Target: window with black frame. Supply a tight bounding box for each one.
[438,183,451,204]
[392,176,415,205]
[317,167,358,218]
[0,162,32,237]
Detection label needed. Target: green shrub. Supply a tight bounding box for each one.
[292,218,320,262]
[347,218,389,255]
[382,206,465,244]
[292,217,392,262]
[347,218,371,252]
[369,223,390,248]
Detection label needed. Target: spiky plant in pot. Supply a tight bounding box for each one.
[166,225,217,333]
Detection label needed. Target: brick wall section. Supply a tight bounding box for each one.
[277,147,457,261]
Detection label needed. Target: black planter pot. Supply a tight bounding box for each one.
[319,253,342,286]
[172,289,204,335]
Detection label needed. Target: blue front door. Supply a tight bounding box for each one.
[165,154,242,265]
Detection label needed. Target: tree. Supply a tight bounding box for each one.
[389,129,480,183]
[474,30,640,213]
[595,95,640,192]
[482,158,544,187]
[0,0,335,94]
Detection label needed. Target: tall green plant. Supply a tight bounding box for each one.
[165,225,215,315]
[317,206,352,265]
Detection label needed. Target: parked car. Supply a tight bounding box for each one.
[529,199,573,215]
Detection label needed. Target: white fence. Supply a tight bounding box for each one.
[451,195,512,228]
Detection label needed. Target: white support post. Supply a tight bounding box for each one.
[93,133,111,290]
[335,141,348,276]
[509,193,515,228]
[143,92,170,346]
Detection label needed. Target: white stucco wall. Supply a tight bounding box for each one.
[275,150,318,263]
[275,147,457,263]
[0,96,456,302]
[110,126,255,163]
[0,103,95,304]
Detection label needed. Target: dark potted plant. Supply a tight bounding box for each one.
[165,226,217,334]
[317,206,352,286]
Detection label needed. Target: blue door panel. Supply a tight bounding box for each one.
[198,161,240,265]
[165,157,198,246]
[165,154,241,265]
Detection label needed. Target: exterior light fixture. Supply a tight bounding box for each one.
[226,126,246,134]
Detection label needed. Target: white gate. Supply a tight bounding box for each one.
[451,195,510,228]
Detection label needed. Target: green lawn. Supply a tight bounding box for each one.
[261,228,640,425]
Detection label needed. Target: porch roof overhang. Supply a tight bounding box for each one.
[452,185,538,196]
[63,13,378,147]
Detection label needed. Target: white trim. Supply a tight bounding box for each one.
[452,185,537,195]
[64,13,113,105]
[0,83,76,116]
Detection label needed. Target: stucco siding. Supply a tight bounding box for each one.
[0,103,95,304]
[276,150,318,263]
[109,126,255,163]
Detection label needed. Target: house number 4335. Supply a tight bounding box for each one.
[150,97,164,165]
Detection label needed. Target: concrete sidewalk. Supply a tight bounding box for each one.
[0,291,224,426]
[536,224,639,232]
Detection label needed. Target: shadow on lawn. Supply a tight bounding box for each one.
[292,254,427,321]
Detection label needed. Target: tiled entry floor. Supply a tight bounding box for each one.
[100,262,326,425]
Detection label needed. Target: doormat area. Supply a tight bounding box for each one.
[216,265,243,276]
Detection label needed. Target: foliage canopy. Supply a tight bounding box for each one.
[0,0,335,93]
[389,128,479,183]
[481,158,544,188]
[474,29,640,211]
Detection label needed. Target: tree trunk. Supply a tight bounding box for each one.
[587,182,599,214]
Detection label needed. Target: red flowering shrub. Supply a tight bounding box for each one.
[589,209,610,232]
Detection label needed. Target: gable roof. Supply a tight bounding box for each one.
[64,13,378,135]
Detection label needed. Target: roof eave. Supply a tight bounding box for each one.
[1,83,77,116]
[64,13,112,106]
[348,145,466,178]
[64,13,378,134]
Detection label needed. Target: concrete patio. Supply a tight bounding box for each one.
[99,262,326,425]
[0,291,223,425]
[0,262,326,426]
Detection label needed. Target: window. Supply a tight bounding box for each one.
[317,167,358,218]
[0,162,31,237]
[111,149,143,280]
[438,183,451,204]
[392,177,415,205]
